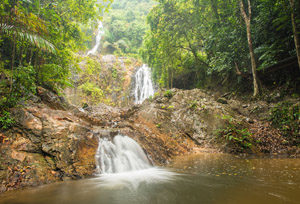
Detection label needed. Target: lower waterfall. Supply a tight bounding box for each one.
[95,135,151,174]
[94,135,177,189]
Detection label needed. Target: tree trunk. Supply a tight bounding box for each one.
[35,50,40,85]
[10,34,16,93]
[240,0,259,97]
[19,47,23,67]
[28,48,33,65]
[290,0,300,70]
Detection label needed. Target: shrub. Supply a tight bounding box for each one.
[217,115,253,153]
[0,111,15,130]
[189,100,198,110]
[269,102,299,144]
[78,82,104,105]
[163,90,173,99]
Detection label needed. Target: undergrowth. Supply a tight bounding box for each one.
[217,115,253,153]
[269,102,300,145]
[0,110,15,130]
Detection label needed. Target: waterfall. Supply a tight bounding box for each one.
[87,21,104,56]
[95,135,151,174]
[94,135,178,189]
[134,64,155,104]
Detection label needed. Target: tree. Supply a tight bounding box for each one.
[289,0,300,70]
[0,1,56,91]
[239,0,259,97]
[0,0,112,109]
[144,0,296,92]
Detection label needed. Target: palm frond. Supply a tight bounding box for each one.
[0,23,56,54]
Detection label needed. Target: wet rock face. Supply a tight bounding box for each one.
[133,89,230,145]
[0,93,101,193]
[1,87,275,193]
[0,88,201,192]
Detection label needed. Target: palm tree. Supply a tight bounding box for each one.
[0,0,56,92]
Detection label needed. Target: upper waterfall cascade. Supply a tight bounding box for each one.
[134,64,155,104]
[95,135,151,174]
[87,21,104,56]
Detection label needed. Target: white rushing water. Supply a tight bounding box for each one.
[134,64,155,104]
[96,135,151,174]
[95,135,177,190]
[87,21,104,55]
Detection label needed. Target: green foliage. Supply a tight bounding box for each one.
[163,90,173,99]
[39,64,72,92]
[0,65,36,109]
[167,105,174,110]
[269,102,300,143]
[111,67,118,79]
[143,0,297,89]
[217,115,253,152]
[13,65,36,95]
[0,110,15,130]
[1,23,56,53]
[101,0,156,55]
[189,101,198,110]
[0,0,112,110]
[153,92,160,98]
[78,82,104,104]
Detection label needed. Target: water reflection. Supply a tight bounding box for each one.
[0,153,300,204]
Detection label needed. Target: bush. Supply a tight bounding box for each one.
[0,65,36,110]
[0,111,15,130]
[217,115,253,153]
[39,64,72,92]
[189,100,198,110]
[269,102,299,144]
[78,82,104,105]
[163,90,173,99]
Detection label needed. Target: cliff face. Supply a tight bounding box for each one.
[0,87,99,192]
[0,87,197,193]
[1,87,297,193]
[64,55,141,108]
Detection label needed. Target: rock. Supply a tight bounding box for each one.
[11,108,42,136]
[217,97,228,104]
[245,118,254,124]
[1,87,283,193]
[37,87,70,110]
[102,55,117,63]
[0,95,101,192]
[242,104,248,108]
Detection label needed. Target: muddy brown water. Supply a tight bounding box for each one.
[0,153,299,204]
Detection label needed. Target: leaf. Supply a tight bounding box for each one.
[0,23,56,54]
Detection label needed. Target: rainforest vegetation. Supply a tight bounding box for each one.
[142,0,300,95]
[0,0,300,201]
[0,0,111,113]
[0,0,299,129]
[101,0,156,56]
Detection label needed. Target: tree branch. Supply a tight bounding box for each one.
[239,1,248,22]
[248,0,252,19]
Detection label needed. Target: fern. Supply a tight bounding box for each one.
[0,23,56,54]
